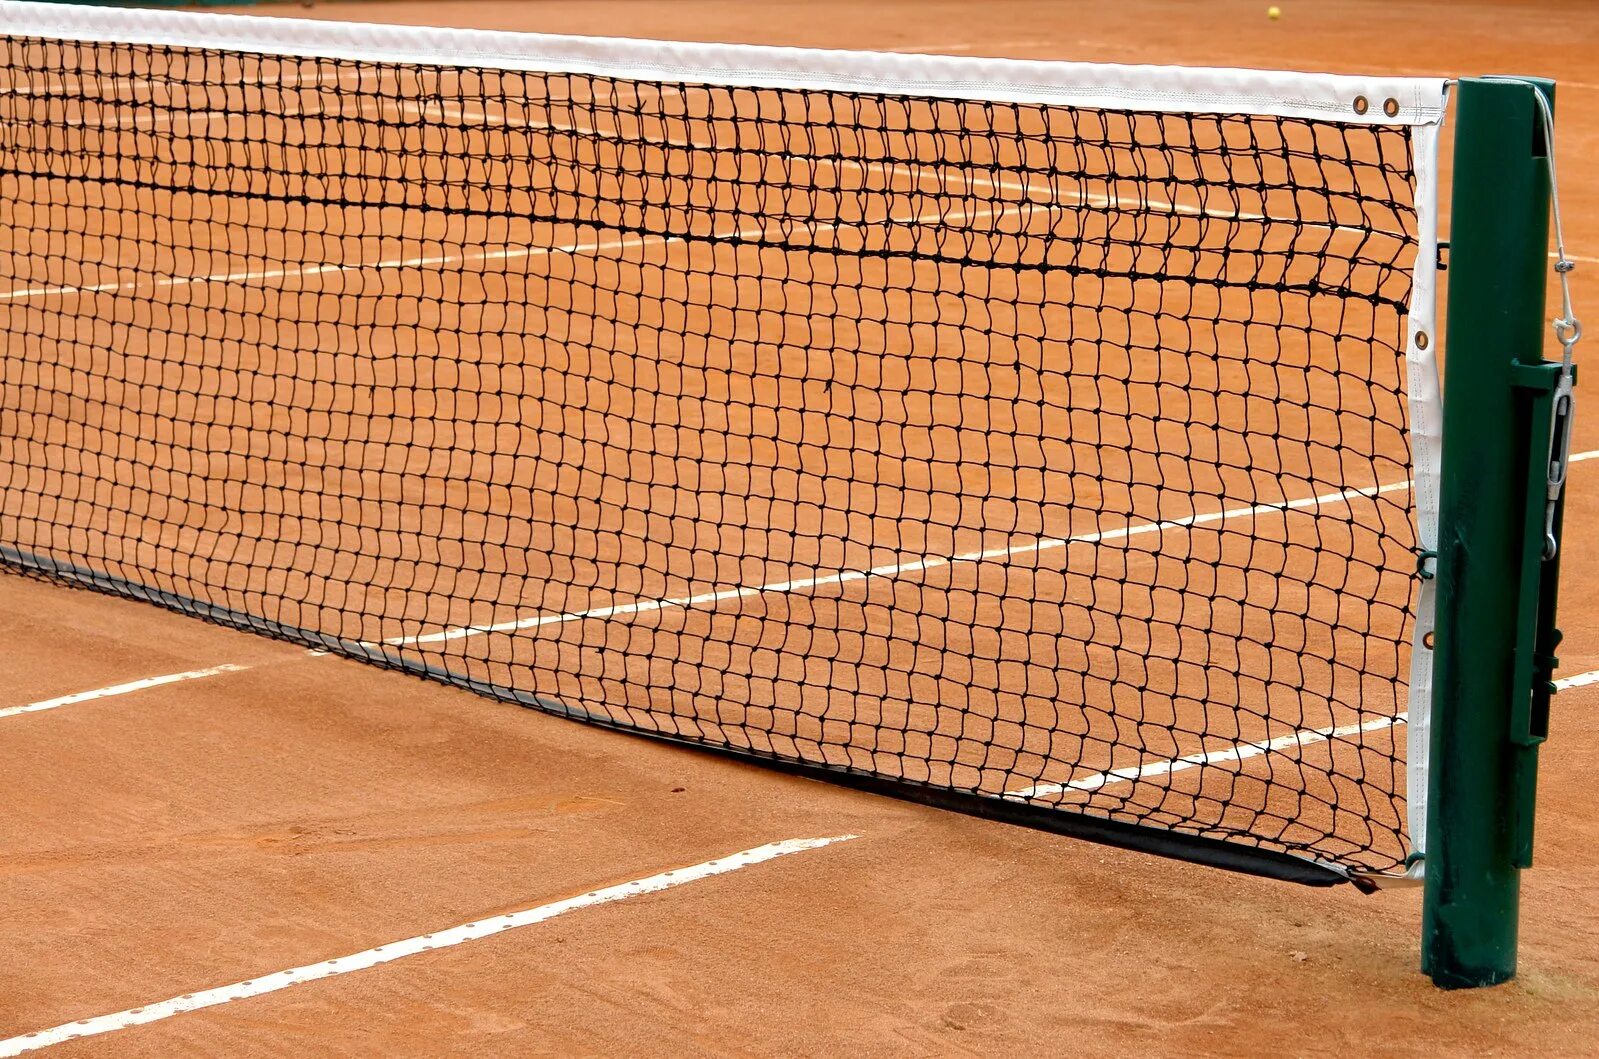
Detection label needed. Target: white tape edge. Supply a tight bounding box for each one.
[1403,119,1444,858]
[0,0,1446,124]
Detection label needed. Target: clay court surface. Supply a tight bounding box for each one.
[2,0,1598,1054]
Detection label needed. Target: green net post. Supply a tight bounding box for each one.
[1422,76,1560,989]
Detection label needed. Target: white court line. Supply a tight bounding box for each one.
[0,210,833,302]
[390,478,1412,647]
[1560,669,1599,691]
[0,178,1006,304]
[0,835,856,1057]
[1007,713,1410,800]
[17,108,235,132]
[1000,449,1599,800]
[0,233,652,302]
[5,456,1596,717]
[1007,662,1599,802]
[0,664,250,720]
[393,446,1599,647]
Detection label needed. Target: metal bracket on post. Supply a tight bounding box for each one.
[1509,364,1558,742]
[1504,361,1573,869]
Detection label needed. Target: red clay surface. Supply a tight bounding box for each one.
[1,1,1597,1056]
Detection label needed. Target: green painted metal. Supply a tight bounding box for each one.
[1507,360,1562,870]
[1421,77,1557,989]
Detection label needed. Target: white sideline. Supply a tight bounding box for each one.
[7,449,1595,718]
[1006,713,1410,800]
[0,664,249,720]
[0,226,741,302]
[1007,662,1599,801]
[0,184,1015,303]
[389,478,1413,646]
[0,835,857,1056]
[1561,669,1599,691]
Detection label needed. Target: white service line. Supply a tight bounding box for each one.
[0,834,856,1057]
[1007,713,1409,800]
[7,455,1597,713]
[0,663,251,720]
[382,443,1599,649]
[0,176,1008,304]
[0,231,660,302]
[389,477,1411,647]
[998,450,1599,801]
[1007,665,1599,801]
[1560,668,1599,691]
[38,108,236,132]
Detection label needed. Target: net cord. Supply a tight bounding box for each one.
[0,0,1448,125]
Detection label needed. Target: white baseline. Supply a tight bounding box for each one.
[0,835,856,1056]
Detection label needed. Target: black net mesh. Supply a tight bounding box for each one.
[0,38,1425,875]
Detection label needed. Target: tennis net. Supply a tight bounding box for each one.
[0,1,1447,883]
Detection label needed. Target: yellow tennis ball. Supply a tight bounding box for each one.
[1267,5,1282,18]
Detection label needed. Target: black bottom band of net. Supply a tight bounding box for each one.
[0,37,1425,881]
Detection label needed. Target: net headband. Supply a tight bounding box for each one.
[0,0,1448,126]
